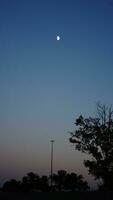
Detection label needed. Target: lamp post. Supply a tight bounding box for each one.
[50,140,54,189]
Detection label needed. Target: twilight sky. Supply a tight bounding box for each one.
[0,0,113,188]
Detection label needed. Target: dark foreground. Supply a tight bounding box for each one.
[0,191,113,200]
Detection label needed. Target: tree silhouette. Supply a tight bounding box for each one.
[64,173,89,191]
[21,172,40,191]
[52,170,67,191]
[40,176,49,192]
[2,179,21,192]
[69,103,113,190]
[52,170,89,191]
[2,171,89,192]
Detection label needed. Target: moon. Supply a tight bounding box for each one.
[57,35,60,41]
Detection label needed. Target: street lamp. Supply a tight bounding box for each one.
[50,140,55,188]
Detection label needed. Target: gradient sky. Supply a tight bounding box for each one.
[0,0,113,188]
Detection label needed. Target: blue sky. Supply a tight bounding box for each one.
[0,0,113,188]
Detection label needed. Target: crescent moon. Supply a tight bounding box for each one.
[57,36,60,41]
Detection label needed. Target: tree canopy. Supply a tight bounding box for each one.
[2,170,89,192]
[52,170,89,191]
[69,103,113,190]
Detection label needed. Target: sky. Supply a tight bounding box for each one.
[0,0,113,189]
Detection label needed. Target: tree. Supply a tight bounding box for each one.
[65,173,89,191]
[52,170,89,191]
[2,179,21,192]
[40,176,49,192]
[53,170,67,191]
[69,103,113,190]
[21,172,40,191]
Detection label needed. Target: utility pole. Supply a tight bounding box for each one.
[50,140,54,189]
